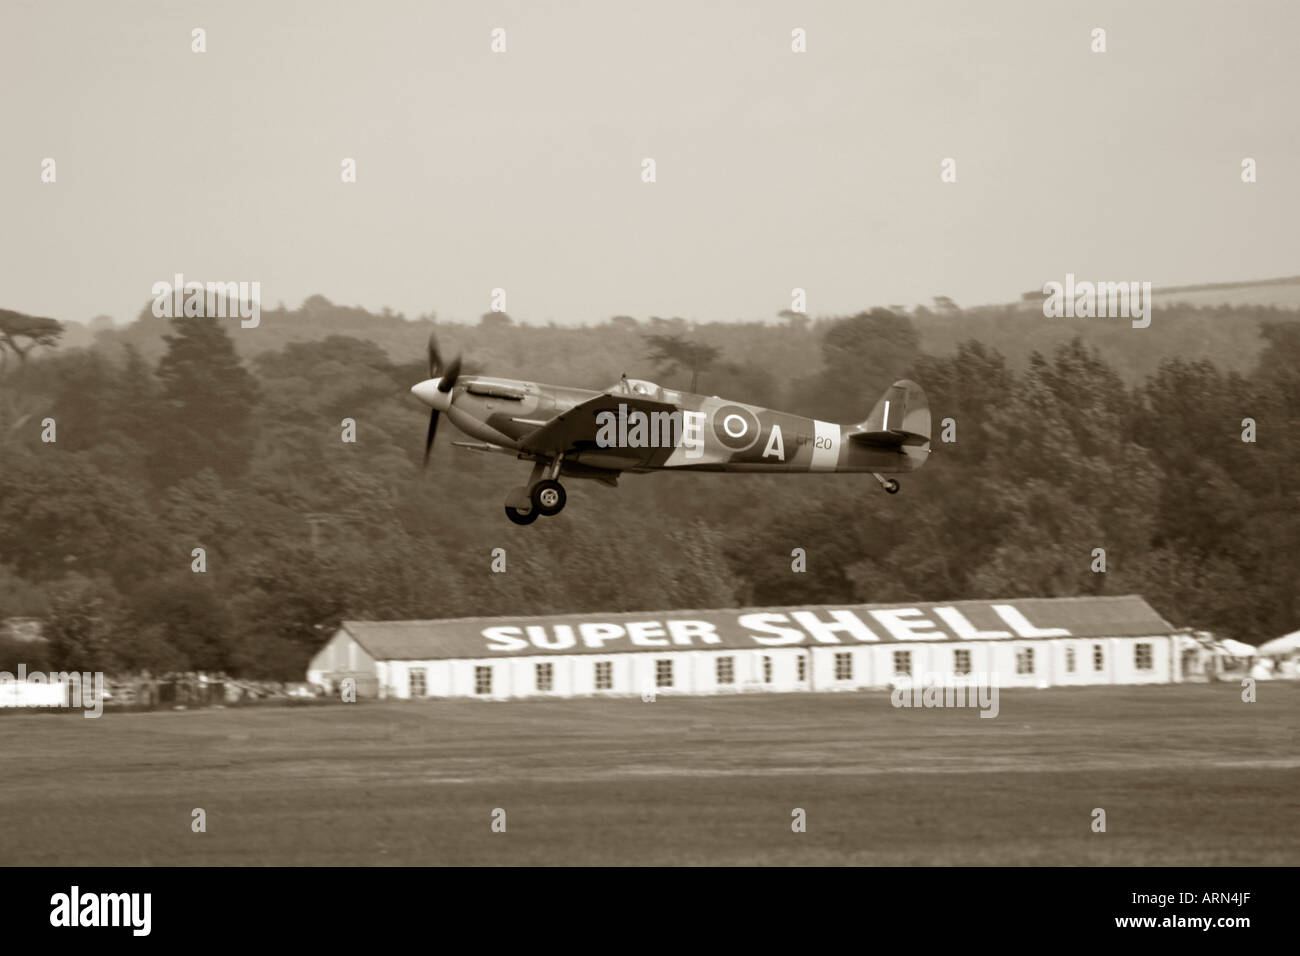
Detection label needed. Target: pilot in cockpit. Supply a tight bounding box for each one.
[617,375,660,398]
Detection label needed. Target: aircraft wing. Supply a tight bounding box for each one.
[517,393,680,458]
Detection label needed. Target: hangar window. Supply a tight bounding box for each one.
[797,655,807,682]
[716,657,734,685]
[1093,644,1105,671]
[762,655,773,683]
[836,652,854,681]
[655,659,674,688]
[594,661,613,690]
[536,662,554,692]
[1134,643,1153,671]
[892,651,910,678]
[953,649,971,676]
[409,668,426,698]
[1065,647,1077,673]
[1016,647,1035,674]
[474,666,493,696]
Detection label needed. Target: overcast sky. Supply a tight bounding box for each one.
[2,0,1297,326]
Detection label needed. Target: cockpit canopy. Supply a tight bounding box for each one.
[612,377,663,399]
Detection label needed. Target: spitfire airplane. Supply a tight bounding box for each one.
[411,336,930,524]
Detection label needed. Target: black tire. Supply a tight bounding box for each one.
[531,479,566,516]
[884,479,900,494]
[505,504,538,525]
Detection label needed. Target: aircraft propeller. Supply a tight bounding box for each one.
[416,333,462,468]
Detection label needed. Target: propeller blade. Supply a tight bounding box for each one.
[439,355,462,391]
[427,333,442,379]
[423,410,439,468]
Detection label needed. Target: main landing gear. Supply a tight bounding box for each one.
[872,473,901,495]
[504,459,567,524]
[531,479,566,516]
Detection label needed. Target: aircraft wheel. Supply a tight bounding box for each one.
[505,504,539,525]
[884,479,900,494]
[531,479,566,516]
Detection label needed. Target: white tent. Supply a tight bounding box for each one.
[1217,638,1258,657]
[1257,630,1300,656]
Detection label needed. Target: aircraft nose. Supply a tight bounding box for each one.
[411,378,452,410]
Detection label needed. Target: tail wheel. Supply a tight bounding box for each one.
[531,479,566,516]
[884,479,900,494]
[505,504,538,525]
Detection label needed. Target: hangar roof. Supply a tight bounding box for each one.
[338,595,1175,661]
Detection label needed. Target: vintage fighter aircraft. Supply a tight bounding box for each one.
[411,335,930,524]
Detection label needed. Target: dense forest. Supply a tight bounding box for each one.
[1,298,1296,678]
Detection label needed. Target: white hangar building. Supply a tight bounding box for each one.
[307,595,1198,700]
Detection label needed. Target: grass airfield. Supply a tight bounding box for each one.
[2,683,1296,865]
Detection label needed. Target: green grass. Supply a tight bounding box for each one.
[2,684,1297,865]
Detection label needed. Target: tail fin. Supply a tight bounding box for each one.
[849,379,930,447]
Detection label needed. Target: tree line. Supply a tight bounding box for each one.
[0,302,1295,678]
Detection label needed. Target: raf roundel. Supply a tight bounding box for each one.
[711,404,761,451]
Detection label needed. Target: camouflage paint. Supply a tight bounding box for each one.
[432,375,930,478]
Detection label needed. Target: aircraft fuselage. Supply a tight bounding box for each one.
[443,375,928,477]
